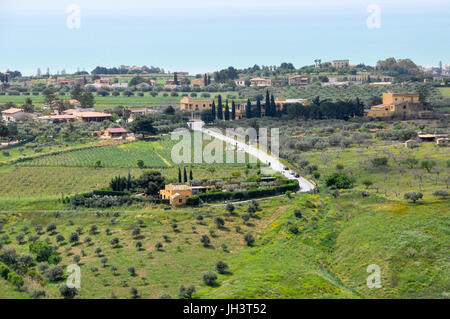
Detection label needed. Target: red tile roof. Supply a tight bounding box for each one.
[106,128,127,133]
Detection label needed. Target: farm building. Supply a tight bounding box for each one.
[104,127,128,138]
[37,114,77,123]
[288,75,309,86]
[160,183,193,206]
[1,108,35,122]
[180,96,213,111]
[250,77,271,87]
[191,78,205,88]
[1,108,25,122]
[366,91,424,118]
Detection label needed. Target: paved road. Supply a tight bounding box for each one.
[189,120,315,192]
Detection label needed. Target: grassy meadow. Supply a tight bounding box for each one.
[0,91,239,111]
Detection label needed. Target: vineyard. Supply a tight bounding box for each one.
[17,135,257,168]
[18,139,176,168]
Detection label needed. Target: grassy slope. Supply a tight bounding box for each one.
[0,192,448,298]
[198,194,449,299]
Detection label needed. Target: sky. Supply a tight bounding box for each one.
[0,0,449,75]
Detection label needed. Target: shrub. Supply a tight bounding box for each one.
[128,267,136,277]
[289,226,299,234]
[420,160,436,173]
[132,227,141,237]
[214,217,225,229]
[404,192,423,203]
[110,237,120,248]
[44,266,64,281]
[130,287,139,298]
[202,271,217,286]
[46,223,57,233]
[226,203,235,214]
[241,214,250,224]
[69,232,79,244]
[178,285,196,299]
[371,157,388,167]
[30,289,46,299]
[433,190,449,199]
[294,210,302,219]
[215,260,229,274]
[56,234,65,243]
[200,235,211,247]
[8,272,24,289]
[29,241,55,263]
[362,180,373,189]
[244,233,255,246]
[325,173,353,189]
[59,284,78,299]
[0,262,10,279]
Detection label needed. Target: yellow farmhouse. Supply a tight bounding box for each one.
[366,90,421,118]
[180,96,213,111]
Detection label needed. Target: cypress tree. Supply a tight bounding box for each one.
[183,167,187,183]
[127,171,132,190]
[265,90,271,116]
[217,95,223,120]
[204,74,208,86]
[270,95,276,117]
[189,169,193,181]
[178,167,182,183]
[246,99,252,119]
[224,100,230,120]
[231,101,236,120]
[211,100,216,120]
[256,98,261,118]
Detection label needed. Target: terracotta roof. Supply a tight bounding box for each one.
[39,115,76,120]
[74,111,112,118]
[106,128,127,133]
[169,193,182,199]
[250,77,268,81]
[2,108,23,114]
[166,184,192,191]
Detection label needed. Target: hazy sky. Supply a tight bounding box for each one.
[0,0,449,75]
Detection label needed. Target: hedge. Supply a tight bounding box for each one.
[186,180,299,206]
[0,262,10,279]
[93,190,131,196]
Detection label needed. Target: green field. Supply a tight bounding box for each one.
[439,87,450,97]
[0,91,239,111]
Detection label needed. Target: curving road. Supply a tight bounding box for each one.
[189,120,315,192]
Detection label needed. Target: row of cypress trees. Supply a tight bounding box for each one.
[211,90,279,121]
[178,167,194,183]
